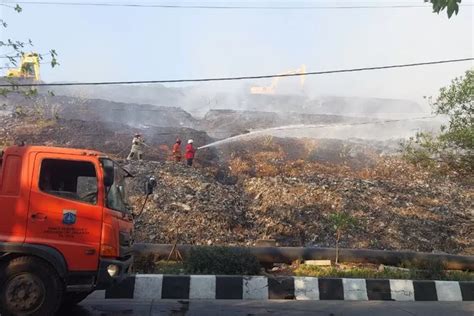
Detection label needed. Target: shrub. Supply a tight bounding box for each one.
[400,258,446,280]
[401,70,473,175]
[184,246,261,275]
[133,253,160,274]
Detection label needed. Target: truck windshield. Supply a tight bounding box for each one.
[101,159,132,214]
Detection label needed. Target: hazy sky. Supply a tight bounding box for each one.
[1,0,473,105]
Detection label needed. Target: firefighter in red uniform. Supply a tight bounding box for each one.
[172,138,182,162]
[185,139,196,166]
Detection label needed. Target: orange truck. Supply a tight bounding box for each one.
[0,145,152,316]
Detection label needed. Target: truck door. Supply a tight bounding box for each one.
[26,155,103,271]
[0,153,28,243]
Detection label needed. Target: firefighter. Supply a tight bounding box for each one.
[172,138,182,162]
[127,133,145,161]
[185,139,196,166]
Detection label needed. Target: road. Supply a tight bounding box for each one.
[64,299,474,316]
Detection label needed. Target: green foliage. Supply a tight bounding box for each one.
[133,254,184,274]
[402,70,473,174]
[434,70,473,151]
[184,246,261,275]
[401,132,441,169]
[426,0,461,18]
[294,264,474,281]
[400,258,446,280]
[329,212,357,234]
[328,212,357,264]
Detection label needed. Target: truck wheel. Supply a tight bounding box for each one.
[60,291,92,308]
[0,256,63,316]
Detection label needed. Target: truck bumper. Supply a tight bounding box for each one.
[96,256,133,290]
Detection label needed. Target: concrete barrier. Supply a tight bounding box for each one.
[87,275,474,301]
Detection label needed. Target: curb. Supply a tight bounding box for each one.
[87,275,474,301]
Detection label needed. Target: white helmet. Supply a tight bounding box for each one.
[188,139,194,144]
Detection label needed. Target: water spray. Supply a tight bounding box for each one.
[196,116,436,149]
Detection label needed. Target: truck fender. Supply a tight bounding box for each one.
[0,242,68,278]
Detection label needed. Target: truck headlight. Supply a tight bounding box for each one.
[107,264,120,277]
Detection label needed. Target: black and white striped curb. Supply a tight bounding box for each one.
[87,275,474,301]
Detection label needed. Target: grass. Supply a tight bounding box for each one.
[133,246,261,275]
[153,261,185,274]
[294,265,474,281]
[184,246,261,275]
[133,254,184,274]
[133,252,473,281]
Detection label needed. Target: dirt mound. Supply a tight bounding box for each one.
[125,159,473,255]
[0,116,216,163]
[1,93,198,129]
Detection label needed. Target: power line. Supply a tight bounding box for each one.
[1,57,472,87]
[3,1,473,10]
[0,2,17,9]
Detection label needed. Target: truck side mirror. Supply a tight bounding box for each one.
[103,164,115,187]
[145,176,157,195]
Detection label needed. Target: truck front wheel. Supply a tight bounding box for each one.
[0,256,63,316]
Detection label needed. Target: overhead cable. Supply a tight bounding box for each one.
[1,57,472,87]
[3,1,473,10]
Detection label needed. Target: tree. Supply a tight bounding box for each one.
[425,0,462,18]
[328,212,357,265]
[433,70,473,152]
[402,70,473,173]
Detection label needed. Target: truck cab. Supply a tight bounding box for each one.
[0,145,138,316]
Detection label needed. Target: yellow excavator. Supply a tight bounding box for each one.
[250,65,306,94]
[5,52,41,81]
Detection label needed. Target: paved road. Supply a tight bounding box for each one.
[63,299,474,316]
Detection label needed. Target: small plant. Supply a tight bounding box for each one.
[328,212,357,265]
[184,246,261,275]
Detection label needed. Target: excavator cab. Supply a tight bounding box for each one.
[6,52,40,81]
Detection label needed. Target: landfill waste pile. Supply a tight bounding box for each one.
[125,158,473,255]
[0,94,471,256]
[126,161,251,246]
[0,115,216,163]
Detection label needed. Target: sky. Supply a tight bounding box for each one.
[1,0,473,106]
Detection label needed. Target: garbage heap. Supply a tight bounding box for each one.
[125,159,473,255]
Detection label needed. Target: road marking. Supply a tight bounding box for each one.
[435,281,463,301]
[343,278,368,301]
[243,276,268,300]
[389,279,414,301]
[294,277,319,300]
[134,274,163,300]
[190,275,216,299]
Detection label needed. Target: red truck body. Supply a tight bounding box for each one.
[0,145,135,315]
